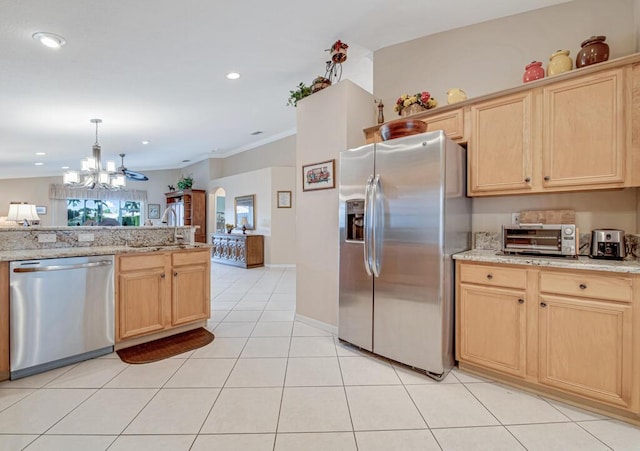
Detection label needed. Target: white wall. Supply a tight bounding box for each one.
[295,80,375,327]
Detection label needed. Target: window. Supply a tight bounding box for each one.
[67,199,141,226]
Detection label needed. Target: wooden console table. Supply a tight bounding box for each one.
[211,233,264,268]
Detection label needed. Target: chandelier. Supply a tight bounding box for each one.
[63,119,126,189]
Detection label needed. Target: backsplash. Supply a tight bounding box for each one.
[473,231,640,261]
[0,226,197,252]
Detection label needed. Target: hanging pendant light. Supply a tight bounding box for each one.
[63,119,125,189]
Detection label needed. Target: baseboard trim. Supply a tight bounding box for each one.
[295,314,338,335]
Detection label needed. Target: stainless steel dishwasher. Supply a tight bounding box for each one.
[10,255,115,379]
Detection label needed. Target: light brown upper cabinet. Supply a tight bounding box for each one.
[467,66,632,196]
[468,91,534,194]
[541,68,626,189]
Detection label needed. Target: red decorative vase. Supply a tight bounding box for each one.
[523,61,545,83]
[576,35,609,68]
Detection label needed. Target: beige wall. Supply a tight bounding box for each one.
[213,134,296,178]
[270,166,296,264]
[295,80,375,327]
[209,166,296,265]
[474,189,638,235]
[0,169,180,226]
[180,159,210,191]
[374,0,635,121]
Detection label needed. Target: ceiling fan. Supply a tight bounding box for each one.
[117,153,149,181]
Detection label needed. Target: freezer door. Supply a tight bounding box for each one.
[372,132,447,375]
[338,143,375,351]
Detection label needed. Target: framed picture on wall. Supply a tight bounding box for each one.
[277,191,292,208]
[148,204,160,219]
[35,206,47,215]
[302,159,335,191]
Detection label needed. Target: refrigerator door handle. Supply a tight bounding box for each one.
[371,174,382,278]
[363,175,374,276]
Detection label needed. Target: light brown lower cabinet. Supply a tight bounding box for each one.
[456,260,640,424]
[116,249,210,343]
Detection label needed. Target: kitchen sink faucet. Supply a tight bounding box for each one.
[160,205,184,243]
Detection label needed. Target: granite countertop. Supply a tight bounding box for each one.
[0,243,212,262]
[453,249,640,274]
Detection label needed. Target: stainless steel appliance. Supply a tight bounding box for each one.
[338,131,471,379]
[502,224,577,257]
[10,255,115,379]
[590,229,626,259]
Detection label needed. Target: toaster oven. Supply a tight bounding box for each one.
[502,224,578,257]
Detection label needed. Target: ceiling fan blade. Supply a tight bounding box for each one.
[123,169,149,181]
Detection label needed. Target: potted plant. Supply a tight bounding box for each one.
[225,223,235,233]
[287,82,312,107]
[312,76,332,93]
[176,174,193,190]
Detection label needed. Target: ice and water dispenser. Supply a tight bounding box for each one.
[346,199,364,241]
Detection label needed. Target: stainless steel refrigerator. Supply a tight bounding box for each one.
[338,130,471,379]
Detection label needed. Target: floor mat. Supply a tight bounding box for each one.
[117,328,214,364]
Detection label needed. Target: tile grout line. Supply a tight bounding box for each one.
[334,334,359,450]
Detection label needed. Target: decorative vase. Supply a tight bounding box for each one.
[576,35,609,68]
[547,50,573,76]
[226,226,233,234]
[446,88,467,104]
[400,103,427,117]
[380,119,427,141]
[523,61,545,83]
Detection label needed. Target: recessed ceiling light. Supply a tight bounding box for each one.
[61,166,69,169]
[34,162,44,166]
[226,72,241,80]
[141,140,150,145]
[32,32,66,49]
[35,152,46,156]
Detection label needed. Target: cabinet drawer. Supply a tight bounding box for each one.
[118,253,165,272]
[459,264,526,289]
[172,249,210,266]
[539,271,632,303]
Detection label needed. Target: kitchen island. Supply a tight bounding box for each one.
[0,226,212,381]
[453,249,640,426]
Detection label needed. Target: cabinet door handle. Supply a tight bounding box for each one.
[524,177,531,183]
[544,176,550,181]
[540,302,547,307]
[486,274,493,280]
[174,272,178,277]
[161,273,165,278]
[579,283,587,290]
[518,299,525,304]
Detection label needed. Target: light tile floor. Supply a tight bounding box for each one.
[0,264,639,450]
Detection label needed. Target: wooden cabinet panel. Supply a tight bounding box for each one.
[459,284,527,377]
[540,271,633,303]
[542,69,626,188]
[538,294,633,408]
[211,233,264,268]
[468,91,534,194]
[424,108,465,141]
[459,263,527,289]
[171,250,210,326]
[165,189,207,243]
[118,268,167,340]
[117,248,211,342]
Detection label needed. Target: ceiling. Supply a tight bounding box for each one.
[0,0,569,180]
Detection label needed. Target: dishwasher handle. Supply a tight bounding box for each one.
[13,260,113,273]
